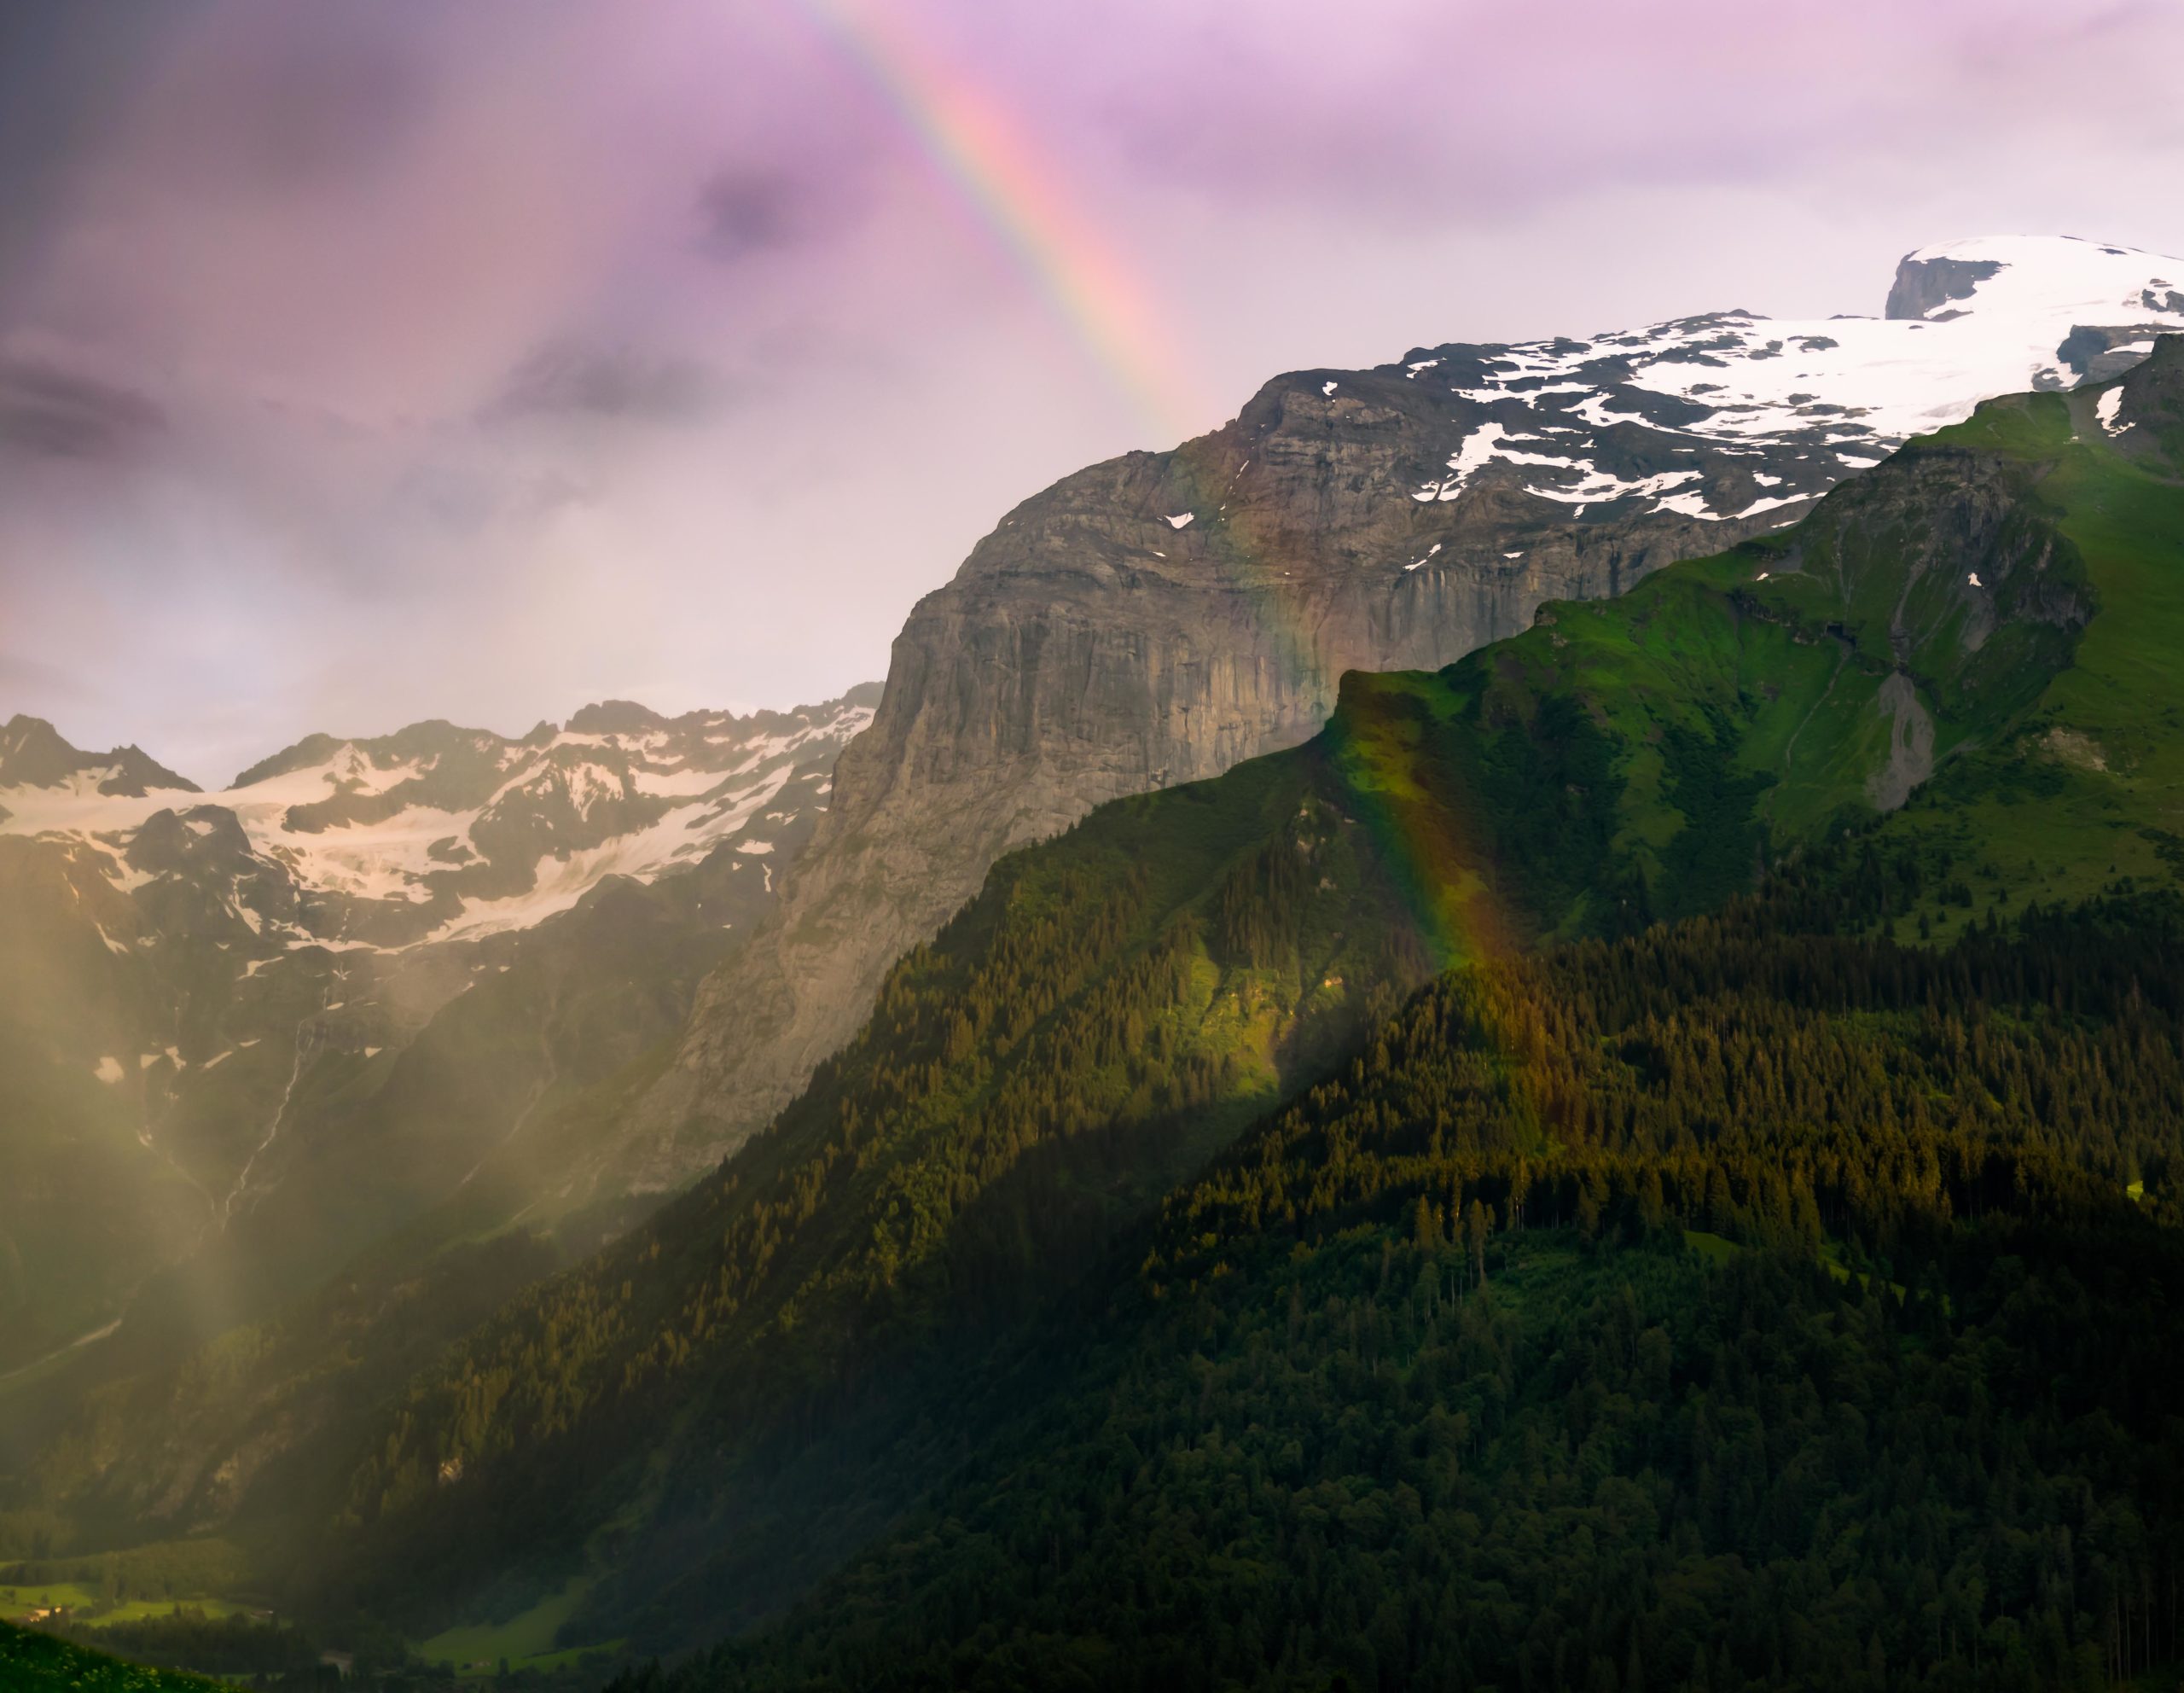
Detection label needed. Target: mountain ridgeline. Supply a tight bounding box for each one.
[619,236,2184,1189]
[299,337,2184,1671]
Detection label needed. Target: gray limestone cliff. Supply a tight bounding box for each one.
[619,371,1801,1178]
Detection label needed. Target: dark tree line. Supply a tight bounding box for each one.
[599,884,2184,1692]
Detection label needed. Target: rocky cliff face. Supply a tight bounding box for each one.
[626,236,2184,1178]
[1885,253,2007,320]
[624,424,1780,1179]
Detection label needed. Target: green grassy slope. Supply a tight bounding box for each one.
[1319,377,2118,949]
[1871,371,2184,930]
[1380,340,2184,946]
[318,342,2184,1653]
[0,1619,226,1691]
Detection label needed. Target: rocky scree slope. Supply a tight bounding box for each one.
[629,236,2184,1179]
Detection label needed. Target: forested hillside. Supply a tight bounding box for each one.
[328,745,1443,1633]
[609,880,2184,1691]
[9,3,2181,1677]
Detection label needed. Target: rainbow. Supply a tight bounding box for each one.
[783,0,1517,969]
[783,0,1213,443]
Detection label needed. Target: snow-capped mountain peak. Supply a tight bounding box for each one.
[0,713,199,803]
[0,689,879,951]
[1385,233,2183,525]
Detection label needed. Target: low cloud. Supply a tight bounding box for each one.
[694,169,809,262]
[497,342,727,424]
[0,357,166,459]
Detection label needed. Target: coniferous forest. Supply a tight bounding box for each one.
[601,875,2184,1692]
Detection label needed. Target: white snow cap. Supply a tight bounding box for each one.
[1411,235,2183,521]
[0,697,880,950]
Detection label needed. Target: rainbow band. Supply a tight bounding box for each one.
[784,0,1211,442]
[784,0,1498,963]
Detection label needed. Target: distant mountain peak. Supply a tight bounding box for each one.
[566,699,670,736]
[0,688,880,950]
[0,713,199,797]
[1357,232,2184,529]
[1885,253,2002,321]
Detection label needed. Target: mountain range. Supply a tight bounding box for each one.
[5,235,2184,1690]
[0,689,875,1378]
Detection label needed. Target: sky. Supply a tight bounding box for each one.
[3,0,2182,784]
